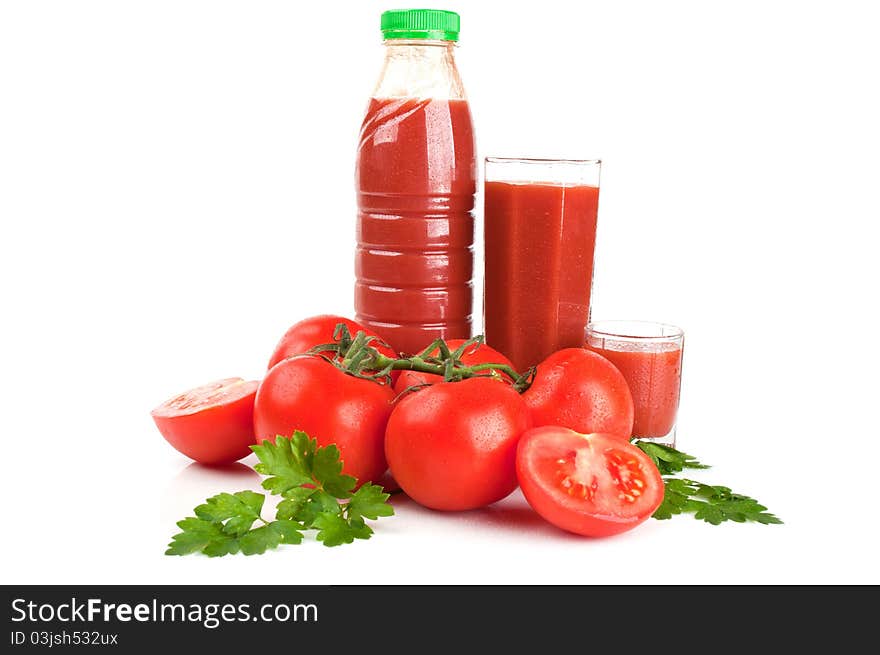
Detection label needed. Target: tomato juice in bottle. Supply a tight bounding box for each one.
[483,159,601,373]
[355,9,475,355]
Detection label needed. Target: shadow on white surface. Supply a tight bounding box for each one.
[161,458,263,526]
[389,490,586,542]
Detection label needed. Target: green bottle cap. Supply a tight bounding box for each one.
[380,9,460,42]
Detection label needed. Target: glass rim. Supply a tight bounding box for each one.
[485,156,601,166]
[586,320,684,342]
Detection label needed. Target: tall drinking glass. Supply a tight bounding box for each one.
[483,157,601,373]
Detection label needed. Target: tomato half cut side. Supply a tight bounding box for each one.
[516,427,663,537]
[151,377,260,465]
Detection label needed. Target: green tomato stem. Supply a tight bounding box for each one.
[370,353,521,384]
[318,324,535,392]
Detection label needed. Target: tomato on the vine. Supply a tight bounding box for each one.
[254,356,395,485]
[385,377,531,511]
[151,378,260,465]
[393,339,517,393]
[516,427,663,537]
[523,348,634,440]
[267,314,398,370]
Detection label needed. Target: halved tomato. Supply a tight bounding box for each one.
[516,427,663,537]
[152,377,259,464]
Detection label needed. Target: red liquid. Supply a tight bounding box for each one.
[587,343,683,437]
[355,97,476,355]
[484,182,599,372]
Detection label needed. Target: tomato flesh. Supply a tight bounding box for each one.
[516,427,663,537]
[152,377,259,465]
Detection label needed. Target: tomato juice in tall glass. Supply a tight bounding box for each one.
[586,321,684,443]
[355,10,475,355]
[483,158,600,373]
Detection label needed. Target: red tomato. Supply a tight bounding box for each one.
[151,378,259,464]
[393,339,517,393]
[516,427,663,537]
[523,348,634,440]
[385,377,531,511]
[254,356,395,485]
[267,315,398,370]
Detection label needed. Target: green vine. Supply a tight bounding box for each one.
[307,324,534,393]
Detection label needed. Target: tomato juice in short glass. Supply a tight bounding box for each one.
[483,158,601,373]
[586,321,684,446]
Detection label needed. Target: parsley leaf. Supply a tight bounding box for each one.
[639,443,782,526]
[655,477,782,525]
[239,521,304,555]
[313,512,373,547]
[682,480,782,525]
[194,490,264,537]
[347,483,395,520]
[275,487,316,521]
[252,432,357,499]
[167,431,395,556]
[252,433,315,494]
[652,478,695,520]
[166,518,235,556]
[635,441,709,475]
[277,488,340,528]
[312,444,357,498]
[297,490,342,528]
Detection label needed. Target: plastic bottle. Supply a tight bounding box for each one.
[355,9,475,355]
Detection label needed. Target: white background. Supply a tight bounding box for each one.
[1,0,878,585]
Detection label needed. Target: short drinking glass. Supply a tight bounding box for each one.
[586,320,684,447]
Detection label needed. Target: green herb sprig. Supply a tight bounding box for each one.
[635,441,782,526]
[166,432,394,556]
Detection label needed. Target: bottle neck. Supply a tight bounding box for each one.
[383,38,456,48]
[373,39,466,100]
